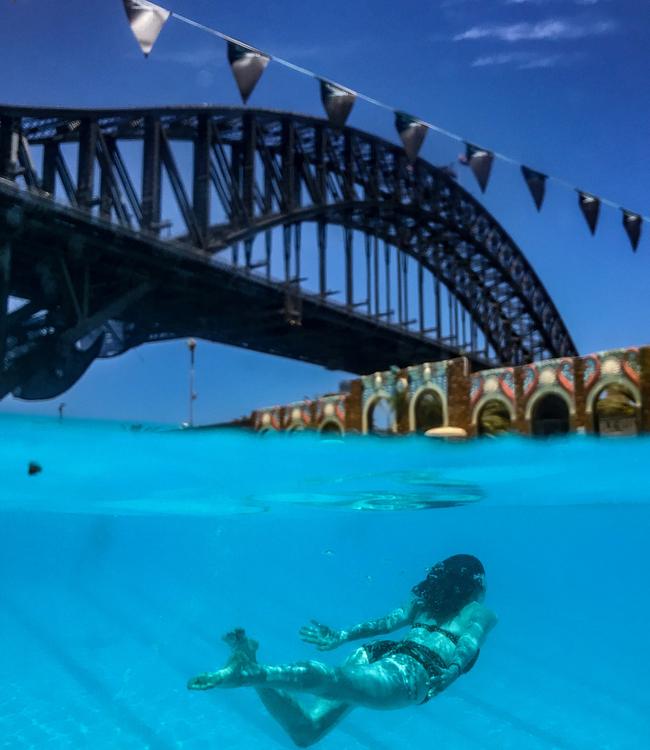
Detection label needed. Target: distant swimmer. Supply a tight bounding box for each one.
[187,554,496,747]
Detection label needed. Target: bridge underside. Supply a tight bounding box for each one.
[1,182,483,400]
[0,105,576,400]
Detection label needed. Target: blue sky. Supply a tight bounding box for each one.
[1,0,648,424]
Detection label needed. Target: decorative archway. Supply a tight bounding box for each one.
[585,376,641,416]
[525,384,575,420]
[472,392,515,426]
[475,397,513,436]
[408,384,448,431]
[364,395,396,435]
[319,419,344,437]
[529,391,571,436]
[409,387,446,433]
[588,379,640,435]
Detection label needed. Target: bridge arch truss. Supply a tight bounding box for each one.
[0,105,576,399]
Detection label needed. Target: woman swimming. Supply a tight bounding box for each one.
[187,554,496,747]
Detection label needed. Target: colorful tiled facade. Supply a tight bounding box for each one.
[247,345,650,437]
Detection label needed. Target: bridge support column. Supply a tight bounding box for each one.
[142,117,162,233]
[318,221,327,296]
[193,114,212,246]
[345,227,353,307]
[77,119,98,209]
[42,142,58,197]
[0,240,10,369]
[0,116,19,180]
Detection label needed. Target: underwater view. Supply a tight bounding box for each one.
[1,414,648,749]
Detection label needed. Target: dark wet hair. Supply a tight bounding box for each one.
[412,554,485,622]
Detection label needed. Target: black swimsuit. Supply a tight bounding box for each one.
[364,638,447,675]
[411,621,480,671]
[363,622,479,703]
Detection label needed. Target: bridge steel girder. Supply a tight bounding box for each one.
[0,104,577,400]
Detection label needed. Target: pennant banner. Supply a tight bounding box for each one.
[521,165,547,212]
[622,210,642,251]
[117,5,646,252]
[465,144,493,193]
[122,0,170,57]
[227,42,270,104]
[578,191,601,235]
[395,112,427,163]
[320,81,356,128]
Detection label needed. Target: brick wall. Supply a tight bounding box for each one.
[447,358,471,432]
[345,379,363,433]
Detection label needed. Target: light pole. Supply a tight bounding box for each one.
[188,338,197,427]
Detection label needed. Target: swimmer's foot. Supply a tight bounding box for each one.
[223,627,259,663]
[187,628,263,690]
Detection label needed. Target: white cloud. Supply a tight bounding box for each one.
[471,50,575,68]
[471,52,529,66]
[454,17,615,42]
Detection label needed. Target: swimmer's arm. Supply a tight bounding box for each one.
[300,601,415,650]
[426,608,497,697]
[339,600,417,643]
[449,607,497,674]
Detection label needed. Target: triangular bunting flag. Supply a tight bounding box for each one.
[465,143,493,193]
[622,210,642,251]
[577,191,600,235]
[227,42,270,104]
[521,165,547,211]
[395,112,427,163]
[320,81,356,128]
[122,0,170,57]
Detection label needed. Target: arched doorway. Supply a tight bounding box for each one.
[367,398,395,435]
[477,400,511,436]
[413,390,444,433]
[319,420,344,438]
[593,383,639,436]
[531,393,570,436]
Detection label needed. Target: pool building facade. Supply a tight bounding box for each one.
[244,345,649,437]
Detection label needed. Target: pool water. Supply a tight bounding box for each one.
[1,414,649,749]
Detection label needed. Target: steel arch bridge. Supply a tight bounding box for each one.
[0,104,576,400]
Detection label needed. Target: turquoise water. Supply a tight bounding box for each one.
[1,414,649,749]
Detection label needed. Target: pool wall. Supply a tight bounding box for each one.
[246,345,649,436]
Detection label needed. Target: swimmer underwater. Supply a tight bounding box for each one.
[187,554,497,747]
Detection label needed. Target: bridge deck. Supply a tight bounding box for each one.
[1,180,486,393]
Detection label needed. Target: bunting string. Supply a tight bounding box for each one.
[117,1,648,249]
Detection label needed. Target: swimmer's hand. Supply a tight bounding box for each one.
[187,672,218,690]
[425,664,461,698]
[299,620,345,651]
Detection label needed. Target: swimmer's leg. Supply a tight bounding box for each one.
[256,689,352,748]
[206,629,354,747]
[256,642,370,747]
[188,630,423,709]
